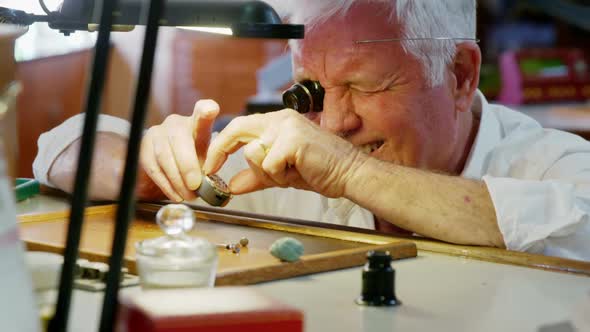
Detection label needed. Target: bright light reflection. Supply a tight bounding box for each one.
[177,27,233,35]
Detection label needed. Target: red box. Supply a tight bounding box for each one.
[116,287,304,332]
[498,48,590,105]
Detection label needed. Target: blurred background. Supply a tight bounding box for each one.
[1,0,589,179]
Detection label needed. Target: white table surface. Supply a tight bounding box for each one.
[17,196,590,332]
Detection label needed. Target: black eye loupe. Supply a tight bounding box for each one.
[355,250,400,307]
[282,80,325,114]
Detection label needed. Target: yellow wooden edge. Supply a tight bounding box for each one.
[138,203,405,246]
[17,204,117,224]
[18,203,590,277]
[412,239,590,276]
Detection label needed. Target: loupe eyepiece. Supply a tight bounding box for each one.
[282,80,324,114]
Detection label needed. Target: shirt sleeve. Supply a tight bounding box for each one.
[32,113,131,187]
[483,152,590,261]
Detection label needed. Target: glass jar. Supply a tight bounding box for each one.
[135,204,218,289]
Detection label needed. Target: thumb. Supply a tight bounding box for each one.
[192,99,220,167]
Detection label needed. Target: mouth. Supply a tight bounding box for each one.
[359,140,384,155]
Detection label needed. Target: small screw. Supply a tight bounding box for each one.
[217,243,241,254]
[239,237,249,247]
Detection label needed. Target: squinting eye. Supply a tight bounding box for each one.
[351,88,376,96]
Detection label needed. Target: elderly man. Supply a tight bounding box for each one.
[34,0,590,260]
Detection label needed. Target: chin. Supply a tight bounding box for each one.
[373,149,420,168]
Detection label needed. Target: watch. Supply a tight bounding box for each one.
[196,174,232,207]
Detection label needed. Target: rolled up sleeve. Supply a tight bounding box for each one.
[484,174,590,261]
[32,114,131,187]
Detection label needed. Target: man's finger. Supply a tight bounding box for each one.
[192,100,220,166]
[168,127,201,190]
[140,132,183,202]
[261,135,296,185]
[229,169,273,194]
[203,114,268,174]
[153,132,196,201]
[243,139,267,168]
[243,142,276,187]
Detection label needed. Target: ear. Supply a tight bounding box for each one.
[450,42,481,113]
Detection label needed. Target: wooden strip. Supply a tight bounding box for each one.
[139,203,398,245]
[139,203,590,277]
[215,242,417,285]
[22,241,416,284]
[19,203,590,277]
[17,205,117,224]
[18,206,417,283]
[412,239,590,276]
[24,241,124,267]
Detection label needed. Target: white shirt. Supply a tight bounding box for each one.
[33,91,590,261]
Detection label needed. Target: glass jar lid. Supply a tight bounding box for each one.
[136,204,216,262]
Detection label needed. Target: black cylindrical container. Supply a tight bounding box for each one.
[355,250,400,306]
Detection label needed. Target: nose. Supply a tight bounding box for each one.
[319,89,361,135]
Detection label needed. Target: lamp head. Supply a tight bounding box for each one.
[54,0,304,38]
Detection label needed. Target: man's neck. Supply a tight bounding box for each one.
[450,106,480,175]
[374,102,481,234]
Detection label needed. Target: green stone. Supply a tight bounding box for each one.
[270,237,304,262]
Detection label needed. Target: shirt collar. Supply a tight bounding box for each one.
[461,90,503,179]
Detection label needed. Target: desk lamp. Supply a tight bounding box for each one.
[1,1,303,331]
[1,0,302,38]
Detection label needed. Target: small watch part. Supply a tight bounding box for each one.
[217,243,241,254]
[74,258,90,278]
[239,237,249,247]
[73,259,138,292]
[196,174,232,207]
[75,259,129,282]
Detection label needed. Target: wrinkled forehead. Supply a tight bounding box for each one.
[291,2,404,73]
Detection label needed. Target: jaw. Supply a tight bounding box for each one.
[359,140,385,155]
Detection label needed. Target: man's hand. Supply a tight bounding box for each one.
[203,108,365,198]
[140,100,220,202]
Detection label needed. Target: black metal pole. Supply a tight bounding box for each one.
[98,0,164,330]
[48,0,118,330]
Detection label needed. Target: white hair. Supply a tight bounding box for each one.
[265,0,476,87]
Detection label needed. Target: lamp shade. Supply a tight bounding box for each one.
[54,0,304,38]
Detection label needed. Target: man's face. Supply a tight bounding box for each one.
[292,2,463,172]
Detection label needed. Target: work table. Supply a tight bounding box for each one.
[17,195,590,332]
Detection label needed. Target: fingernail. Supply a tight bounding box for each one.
[201,107,214,117]
[197,108,210,119]
[203,159,214,175]
[186,171,202,190]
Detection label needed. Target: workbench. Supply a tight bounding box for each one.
[17,195,590,332]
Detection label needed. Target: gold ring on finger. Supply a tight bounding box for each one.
[255,138,271,155]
